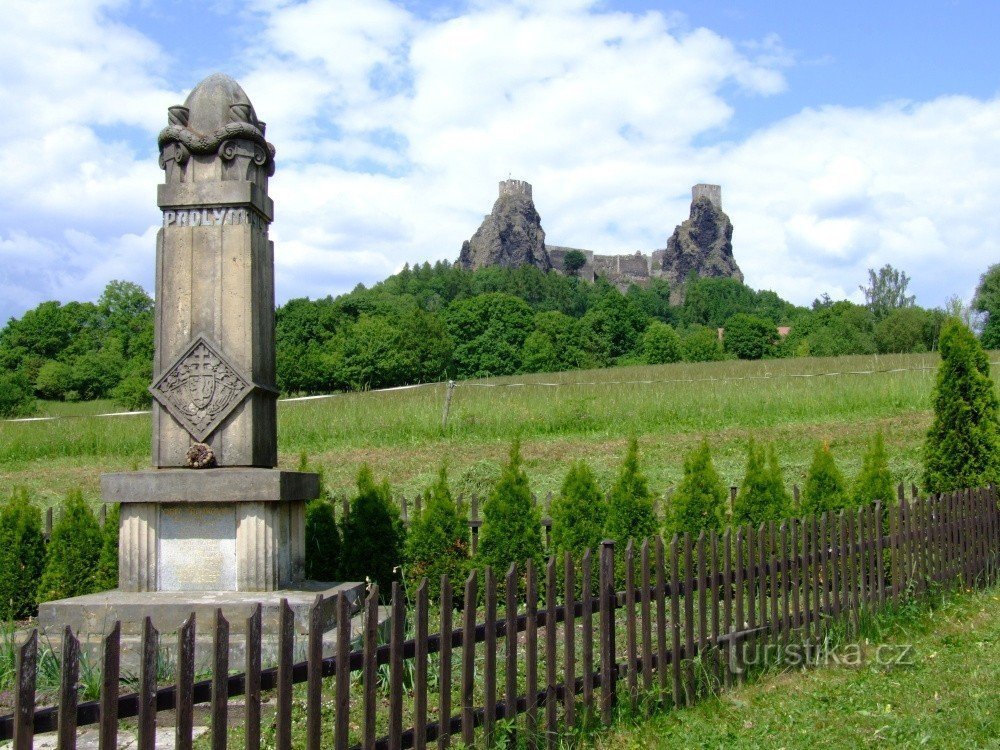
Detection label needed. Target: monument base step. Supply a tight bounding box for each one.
[36,581,380,671]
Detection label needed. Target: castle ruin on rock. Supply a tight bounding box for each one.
[458,180,743,298]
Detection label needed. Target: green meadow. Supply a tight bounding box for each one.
[2,351,998,510]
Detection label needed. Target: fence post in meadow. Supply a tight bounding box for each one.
[470,495,481,556]
[44,507,53,540]
[57,625,80,750]
[99,503,107,527]
[401,495,410,529]
[341,494,350,521]
[99,622,121,750]
[599,539,617,725]
[729,486,737,515]
[440,379,456,432]
[176,614,195,750]
[12,629,37,750]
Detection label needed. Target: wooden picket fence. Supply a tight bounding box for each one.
[3,486,998,749]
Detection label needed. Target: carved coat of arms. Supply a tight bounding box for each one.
[151,336,253,442]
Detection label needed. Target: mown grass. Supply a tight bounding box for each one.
[2,352,998,509]
[594,582,1000,749]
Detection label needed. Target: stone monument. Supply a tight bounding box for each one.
[39,74,359,644]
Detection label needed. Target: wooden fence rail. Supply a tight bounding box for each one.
[3,486,998,749]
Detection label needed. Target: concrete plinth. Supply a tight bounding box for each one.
[37,582,377,670]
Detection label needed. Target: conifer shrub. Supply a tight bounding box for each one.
[37,490,102,603]
[801,443,848,515]
[0,489,45,620]
[665,439,726,536]
[301,455,343,582]
[306,499,342,582]
[852,431,895,506]
[339,465,406,595]
[477,441,543,574]
[405,466,470,601]
[733,441,791,527]
[93,503,120,591]
[606,438,658,544]
[922,318,1000,493]
[550,460,607,556]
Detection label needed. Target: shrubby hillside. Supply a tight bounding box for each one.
[0,261,992,414]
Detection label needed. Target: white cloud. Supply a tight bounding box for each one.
[1,0,998,326]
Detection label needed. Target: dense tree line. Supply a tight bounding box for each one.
[1,261,995,416]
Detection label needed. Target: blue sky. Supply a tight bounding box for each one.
[1,0,999,324]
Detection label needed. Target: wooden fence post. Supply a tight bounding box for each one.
[438,577,453,750]
[212,609,230,750]
[461,571,478,747]
[336,590,352,750]
[363,584,380,750]
[485,569,497,749]
[599,540,616,725]
[390,583,405,750]
[306,597,323,750]
[505,563,519,732]
[58,626,80,750]
[276,599,293,750]
[564,552,577,726]
[138,617,158,750]
[99,622,120,750]
[176,614,195,750]
[12,630,37,750]
[245,604,262,750]
[415,580,430,750]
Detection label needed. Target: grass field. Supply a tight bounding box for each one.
[2,351,998,510]
[594,582,1000,749]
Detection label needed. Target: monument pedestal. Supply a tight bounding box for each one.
[101,468,316,592]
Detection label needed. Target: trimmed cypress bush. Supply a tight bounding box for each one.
[550,460,607,556]
[665,440,727,536]
[852,431,895,506]
[923,318,1000,493]
[301,455,343,582]
[306,499,342,582]
[801,443,848,515]
[405,466,470,601]
[339,465,406,595]
[93,503,120,591]
[477,441,543,574]
[606,438,658,544]
[0,489,45,620]
[733,441,791,526]
[37,490,103,603]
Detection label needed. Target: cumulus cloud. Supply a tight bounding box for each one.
[1,0,997,324]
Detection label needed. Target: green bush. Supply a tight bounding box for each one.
[681,325,726,362]
[477,441,543,574]
[111,360,152,411]
[733,441,791,527]
[801,444,848,515]
[93,503,119,591]
[923,318,1000,493]
[852,431,895,506]
[640,321,683,365]
[38,490,103,603]
[339,466,406,595]
[0,370,35,418]
[0,489,46,620]
[306,499,342,582]
[665,440,726,536]
[34,360,73,401]
[724,313,777,360]
[405,466,470,601]
[605,438,658,544]
[550,460,607,556]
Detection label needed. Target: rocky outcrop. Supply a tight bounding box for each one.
[458,180,551,272]
[659,191,742,288]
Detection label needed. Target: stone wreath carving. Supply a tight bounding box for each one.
[158,102,275,176]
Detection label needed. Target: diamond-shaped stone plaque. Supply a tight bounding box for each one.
[150,336,253,442]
